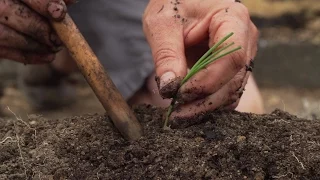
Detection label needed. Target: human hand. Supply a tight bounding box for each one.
[143,0,258,119]
[0,0,73,64]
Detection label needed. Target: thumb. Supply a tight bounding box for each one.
[21,0,74,21]
[143,11,187,99]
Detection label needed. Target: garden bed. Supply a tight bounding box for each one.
[1,105,320,179]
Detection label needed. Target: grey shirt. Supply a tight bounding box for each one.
[69,0,154,99]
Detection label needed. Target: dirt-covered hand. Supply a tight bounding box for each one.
[0,0,73,64]
[143,0,258,119]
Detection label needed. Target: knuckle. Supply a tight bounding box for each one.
[143,9,173,29]
[28,18,44,32]
[229,50,246,72]
[232,3,250,21]
[143,13,159,29]
[228,78,243,95]
[226,100,240,110]
[153,47,178,68]
[249,23,259,56]
[250,23,260,41]
[225,89,241,108]
[251,23,259,36]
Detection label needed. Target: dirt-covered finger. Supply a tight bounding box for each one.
[24,52,56,64]
[0,46,55,64]
[224,69,249,108]
[221,16,259,109]
[0,0,62,49]
[20,0,70,21]
[143,2,188,99]
[0,46,24,62]
[223,66,253,110]
[221,22,259,110]
[0,23,51,52]
[177,5,251,103]
[169,85,229,128]
[170,69,247,125]
[176,48,247,104]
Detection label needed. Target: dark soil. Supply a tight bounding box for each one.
[1,105,320,179]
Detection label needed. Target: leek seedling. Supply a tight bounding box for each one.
[164,32,241,128]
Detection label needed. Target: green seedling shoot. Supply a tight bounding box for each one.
[164,32,241,129]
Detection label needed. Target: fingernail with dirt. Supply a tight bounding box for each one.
[48,2,66,20]
[160,72,176,89]
[158,72,182,99]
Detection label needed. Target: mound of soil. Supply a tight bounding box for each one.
[1,105,320,179]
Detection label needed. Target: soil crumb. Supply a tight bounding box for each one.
[0,105,320,179]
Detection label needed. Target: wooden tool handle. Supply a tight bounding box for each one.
[51,14,143,141]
